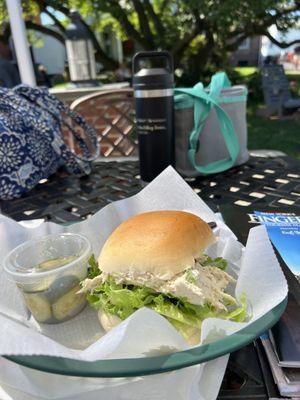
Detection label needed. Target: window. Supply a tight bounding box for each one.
[238,38,250,50]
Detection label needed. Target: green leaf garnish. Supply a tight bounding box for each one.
[87,254,100,279]
[185,270,197,284]
[202,256,227,270]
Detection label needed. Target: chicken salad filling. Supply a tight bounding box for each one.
[80,254,247,342]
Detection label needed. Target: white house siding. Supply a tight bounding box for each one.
[32,34,66,75]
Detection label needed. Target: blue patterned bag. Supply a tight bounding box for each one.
[0,85,99,200]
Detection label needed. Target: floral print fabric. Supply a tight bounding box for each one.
[0,85,99,200]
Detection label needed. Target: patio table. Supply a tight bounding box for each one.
[1,152,299,399]
[1,153,299,223]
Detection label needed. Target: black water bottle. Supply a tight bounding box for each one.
[132,51,174,182]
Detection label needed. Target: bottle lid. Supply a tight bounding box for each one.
[133,68,173,89]
[132,51,174,90]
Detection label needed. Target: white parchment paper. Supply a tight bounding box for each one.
[0,167,288,400]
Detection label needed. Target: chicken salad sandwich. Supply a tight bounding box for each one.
[80,210,247,344]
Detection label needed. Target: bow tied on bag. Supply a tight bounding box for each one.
[174,72,249,177]
[0,85,99,200]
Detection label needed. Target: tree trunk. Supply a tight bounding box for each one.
[26,21,65,44]
[193,45,215,72]
[95,50,118,70]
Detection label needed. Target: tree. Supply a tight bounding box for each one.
[0,0,299,78]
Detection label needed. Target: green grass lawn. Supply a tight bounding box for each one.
[235,67,300,160]
[247,112,300,160]
[52,82,69,89]
[235,67,257,76]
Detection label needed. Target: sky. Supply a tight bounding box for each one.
[40,10,65,26]
[261,25,300,56]
[41,13,52,25]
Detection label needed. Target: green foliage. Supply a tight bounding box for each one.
[231,68,300,106]
[288,72,300,97]
[97,14,124,40]
[229,68,264,105]
[0,0,299,82]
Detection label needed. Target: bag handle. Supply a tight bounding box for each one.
[207,71,231,100]
[175,72,240,174]
[14,86,99,164]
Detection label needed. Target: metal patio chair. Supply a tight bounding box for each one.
[261,64,300,117]
[70,88,137,158]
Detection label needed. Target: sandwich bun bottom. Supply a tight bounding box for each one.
[98,309,122,332]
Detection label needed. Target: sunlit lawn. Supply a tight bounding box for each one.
[235,67,257,76]
[235,67,300,160]
[247,111,300,160]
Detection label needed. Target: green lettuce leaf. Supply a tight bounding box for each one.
[87,277,156,319]
[149,295,201,329]
[185,270,197,284]
[219,292,248,322]
[167,319,200,342]
[85,258,248,340]
[202,256,227,270]
[87,254,100,279]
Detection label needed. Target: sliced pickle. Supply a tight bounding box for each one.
[18,274,56,293]
[23,293,52,323]
[52,284,86,321]
[43,275,80,303]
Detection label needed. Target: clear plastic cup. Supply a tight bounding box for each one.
[4,233,92,324]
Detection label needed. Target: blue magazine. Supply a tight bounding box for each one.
[254,211,300,282]
[219,205,300,369]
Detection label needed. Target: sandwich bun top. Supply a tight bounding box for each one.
[98,210,215,280]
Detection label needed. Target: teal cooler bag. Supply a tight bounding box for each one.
[174,72,249,177]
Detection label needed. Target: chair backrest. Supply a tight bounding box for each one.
[70,88,137,157]
[261,65,291,111]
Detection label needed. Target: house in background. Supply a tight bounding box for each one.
[230,26,300,67]
[32,33,66,76]
[31,26,123,78]
[32,9,124,79]
[230,37,262,66]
